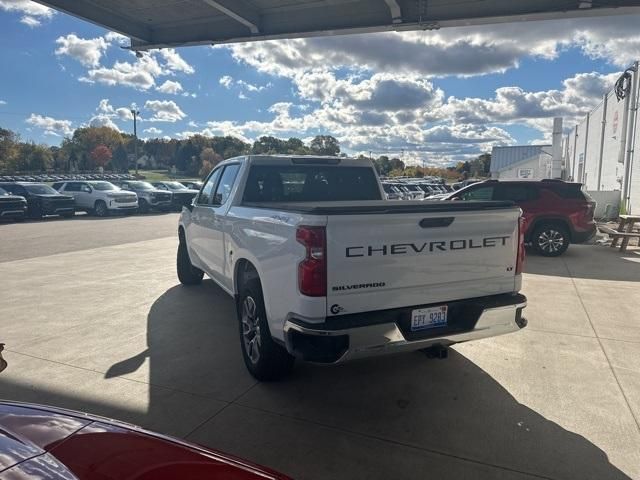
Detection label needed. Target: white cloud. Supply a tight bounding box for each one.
[0,100,6,105]
[0,0,53,26]
[19,15,40,27]
[26,113,73,136]
[144,99,186,122]
[97,98,133,121]
[143,127,163,135]
[88,114,120,131]
[221,16,640,80]
[104,31,128,44]
[219,75,233,88]
[157,79,183,94]
[158,48,195,74]
[80,54,161,90]
[61,38,195,91]
[55,34,108,67]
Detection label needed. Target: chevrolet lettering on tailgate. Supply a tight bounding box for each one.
[345,236,510,257]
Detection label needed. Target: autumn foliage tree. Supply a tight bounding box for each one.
[199,147,223,178]
[91,144,112,169]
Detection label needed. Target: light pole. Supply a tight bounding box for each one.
[130,103,140,176]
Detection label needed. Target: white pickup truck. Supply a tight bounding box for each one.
[178,155,527,380]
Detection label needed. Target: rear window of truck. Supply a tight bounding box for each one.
[243,165,382,202]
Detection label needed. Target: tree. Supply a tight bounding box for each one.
[389,157,405,171]
[199,147,223,177]
[0,127,20,172]
[309,135,340,156]
[373,156,392,176]
[112,144,128,172]
[91,145,112,169]
[176,140,198,172]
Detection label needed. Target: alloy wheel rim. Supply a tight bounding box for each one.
[241,296,261,364]
[538,229,564,253]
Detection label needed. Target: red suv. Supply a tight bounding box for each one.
[445,179,596,257]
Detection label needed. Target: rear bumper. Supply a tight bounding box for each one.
[284,293,527,364]
[572,223,597,244]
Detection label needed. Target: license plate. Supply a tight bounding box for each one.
[411,305,448,331]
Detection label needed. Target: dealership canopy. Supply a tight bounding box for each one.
[34,0,640,50]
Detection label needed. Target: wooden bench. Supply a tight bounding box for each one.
[599,216,640,252]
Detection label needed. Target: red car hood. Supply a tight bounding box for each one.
[0,402,290,480]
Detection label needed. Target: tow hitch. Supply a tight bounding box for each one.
[422,344,449,359]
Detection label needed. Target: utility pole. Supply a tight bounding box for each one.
[130,103,140,176]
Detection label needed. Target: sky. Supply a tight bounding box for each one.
[1,0,640,167]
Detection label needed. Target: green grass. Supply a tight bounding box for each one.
[130,170,200,182]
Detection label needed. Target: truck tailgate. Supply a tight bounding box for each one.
[325,203,521,316]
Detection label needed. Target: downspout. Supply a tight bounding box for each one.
[582,113,590,184]
[596,93,608,191]
[571,126,578,181]
[622,62,639,212]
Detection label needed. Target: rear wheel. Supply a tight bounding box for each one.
[238,280,294,381]
[532,223,570,257]
[177,238,204,285]
[94,200,108,217]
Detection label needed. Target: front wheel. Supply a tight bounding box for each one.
[177,240,204,285]
[532,223,570,257]
[138,199,150,214]
[94,200,108,217]
[238,280,294,381]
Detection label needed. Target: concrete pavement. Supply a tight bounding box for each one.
[1,214,639,479]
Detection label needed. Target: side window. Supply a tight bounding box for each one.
[494,185,537,202]
[10,185,27,196]
[213,164,241,206]
[156,184,168,190]
[65,182,79,192]
[461,186,494,201]
[80,183,92,193]
[198,168,222,205]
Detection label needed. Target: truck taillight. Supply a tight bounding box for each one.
[516,216,526,275]
[296,226,327,297]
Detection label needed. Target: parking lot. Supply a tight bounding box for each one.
[1,214,640,480]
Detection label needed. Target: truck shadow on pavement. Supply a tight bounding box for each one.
[525,244,640,282]
[99,280,633,480]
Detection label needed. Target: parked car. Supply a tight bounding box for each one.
[181,180,204,190]
[151,181,199,211]
[0,186,28,221]
[381,182,403,200]
[0,401,291,480]
[178,155,526,380]
[444,179,596,256]
[0,182,75,219]
[114,180,172,213]
[52,181,138,217]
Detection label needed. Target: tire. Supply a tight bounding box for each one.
[176,239,204,285]
[532,223,570,257]
[238,279,294,381]
[138,199,150,214]
[94,200,108,217]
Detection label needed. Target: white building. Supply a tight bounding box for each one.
[490,145,552,180]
